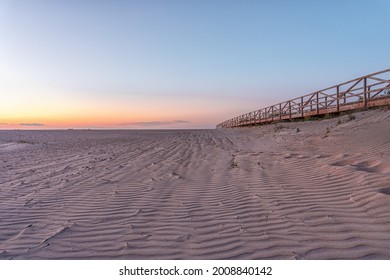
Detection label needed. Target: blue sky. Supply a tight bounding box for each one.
[0,0,389,128]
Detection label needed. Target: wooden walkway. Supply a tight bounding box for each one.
[217,69,390,128]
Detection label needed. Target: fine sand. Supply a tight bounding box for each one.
[1,109,389,259]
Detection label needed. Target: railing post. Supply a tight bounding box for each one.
[279,103,282,120]
[261,109,264,123]
[344,88,346,104]
[289,101,292,119]
[272,106,274,121]
[336,85,340,112]
[363,77,368,108]
[316,92,319,114]
[367,85,371,99]
[301,97,304,117]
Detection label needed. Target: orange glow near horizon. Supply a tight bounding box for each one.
[0,99,222,129]
[0,75,278,130]
[1,85,260,129]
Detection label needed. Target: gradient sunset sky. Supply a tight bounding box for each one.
[1,0,389,129]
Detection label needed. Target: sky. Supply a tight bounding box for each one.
[0,0,389,129]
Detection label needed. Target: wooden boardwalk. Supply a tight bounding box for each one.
[217,69,390,128]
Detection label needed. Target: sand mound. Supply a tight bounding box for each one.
[0,109,389,259]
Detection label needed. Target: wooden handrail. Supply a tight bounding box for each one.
[217,69,390,128]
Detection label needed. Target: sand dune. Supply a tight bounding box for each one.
[0,109,389,259]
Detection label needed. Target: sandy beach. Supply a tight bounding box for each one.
[0,109,389,259]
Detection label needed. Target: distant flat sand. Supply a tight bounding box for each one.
[1,109,389,259]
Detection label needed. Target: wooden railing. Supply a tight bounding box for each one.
[217,69,390,128]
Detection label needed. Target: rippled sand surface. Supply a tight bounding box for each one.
[1,109,389,259]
